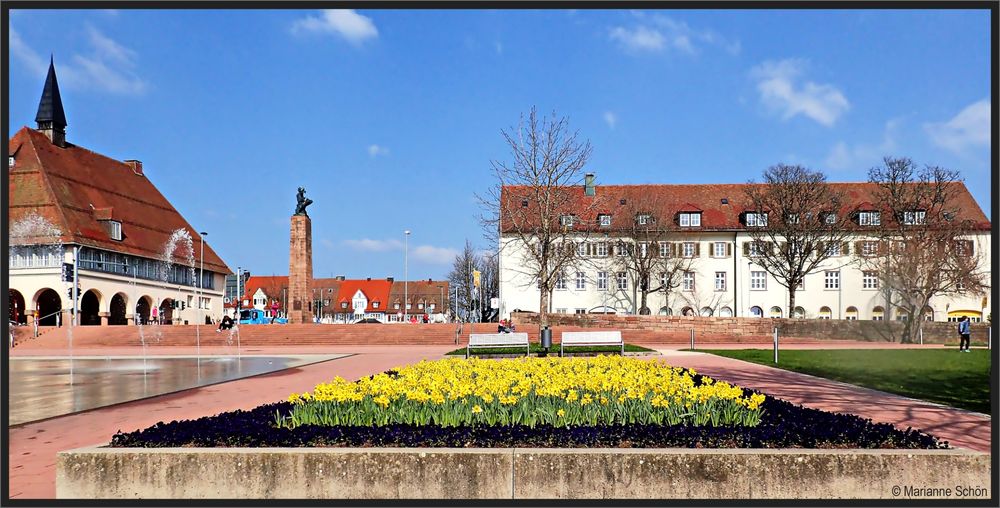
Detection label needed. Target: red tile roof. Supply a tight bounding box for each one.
[335,279,393,313]
[9,127,231,274]
[500,182,990,232]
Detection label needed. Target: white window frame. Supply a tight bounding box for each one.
[682,271,695,292]
[679,213,690,227]
[595,242,608,257]
[748,241,764,257]
[679,212,701,227]
[8,156,14,168]
[825,242,841,256]
[555,272,567,290]
[617,272,628,290]
[824,270,840,290]
[750,271,766,290]
[577,242,587,257]
[746,212,768,227]
[575,271,586,290]
[599,214,612,227]
[903,210,926,225]
[639,242,649,258]
[859,211,881,226]
[862,271,879,290]
[682,242,696,258]
[658,241,669,258]
[637,214,651,225]
[108,220,122,241]
[560,215,576,227]
[714,271,726,292]
[713,242,726,258]
[597,271,608,291]
[861,241,878,257]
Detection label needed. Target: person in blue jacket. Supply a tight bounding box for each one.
[958,316,972,352]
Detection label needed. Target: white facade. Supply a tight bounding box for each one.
[498,231,991,323]
[9,244,226,327]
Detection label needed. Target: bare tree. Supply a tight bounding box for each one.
[608,195,696,315]
[478,250,500,322]
[861,157,989,342]
[447,240,478,322]
[744,164,853,317]
[479,107,595,329]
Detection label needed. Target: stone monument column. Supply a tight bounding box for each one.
[288,215,313,324]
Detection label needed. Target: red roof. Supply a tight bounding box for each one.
[335,280,392,313]
[500,182,989,232]
[9,127,231,274]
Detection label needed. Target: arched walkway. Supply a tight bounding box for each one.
[136,296,152,325]
[80,290,101,326]
[159,298,175,325]
[109,293,128,325]
[35,289,62,326]
[9,289,26,325]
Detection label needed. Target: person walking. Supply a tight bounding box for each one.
[958,316,972,352]
[957,316,972,352]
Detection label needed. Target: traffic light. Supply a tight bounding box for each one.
[61,263,75,282]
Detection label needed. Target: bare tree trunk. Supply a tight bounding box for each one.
[539,286,550,330]
[639,290,650,315]
[788,288,797,319]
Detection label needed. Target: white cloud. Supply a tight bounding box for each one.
[320,238,335,249]
[924,99,991,155]
[367,144,389,158]
[494,41,503,55]
[292,9,378,45]
[343,238,457,264]
[10,26,146,95]
[411,245,460,265]
[609,25,665,52]
[603,111,618,129]
[824,118,900,170]
[750,59,849,127]
[610,14,740,56]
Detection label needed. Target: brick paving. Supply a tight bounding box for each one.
[5,343,992,499]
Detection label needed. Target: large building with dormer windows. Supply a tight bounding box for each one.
[8,59,231,327]
[498,175,991,323]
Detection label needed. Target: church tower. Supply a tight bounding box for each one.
[35,56,67,147]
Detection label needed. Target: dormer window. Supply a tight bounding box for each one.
[823,212,837,224]
[902,210,926,225]
[521,200,529,207]
[745,212,767,227]
[859,211,881,226]
[105,220,122,241]
[560,215,577,227]
[373,301,380,309]
[636,214,652,225]
[598,214,612,227]
[679,212,701,227]
[8,156,14,169]
[341,302,348,309]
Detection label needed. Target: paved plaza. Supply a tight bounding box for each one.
[6,343,992,499]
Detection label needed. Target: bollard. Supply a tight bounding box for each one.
[919,328,923,345]
[773,327,778,364]
[690,329,695,350]
[989,327,992,350]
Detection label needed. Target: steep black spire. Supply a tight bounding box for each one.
[35,56,67,146]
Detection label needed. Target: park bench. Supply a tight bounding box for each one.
[560,331,624,357]
[466,333,530,358]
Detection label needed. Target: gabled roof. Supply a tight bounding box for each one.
[390,279,450,306]
[336,280,392,313]
[8,127,231,273]
[500,182,990,232]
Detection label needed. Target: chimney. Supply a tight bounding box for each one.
[366,277,371,281]
[387,277,394,282]
[584,173,595,196]
[336,275,346,281]
[124,160,144,176]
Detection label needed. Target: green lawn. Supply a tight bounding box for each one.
[446,342,654,356]
[701,349,992,414]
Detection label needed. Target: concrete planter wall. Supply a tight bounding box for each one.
[57,447,990,500]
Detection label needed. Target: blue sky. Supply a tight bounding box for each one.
[8,9,992,280]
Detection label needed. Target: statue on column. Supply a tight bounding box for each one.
[294,187,313,216]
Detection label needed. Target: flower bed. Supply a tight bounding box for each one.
[110,357,945,449]
[280,357,765,428]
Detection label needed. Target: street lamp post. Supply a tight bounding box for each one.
[438,285,443,319]
[199,232,207,320]
[404,230,411,322]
